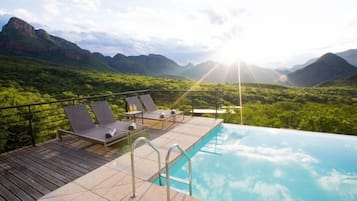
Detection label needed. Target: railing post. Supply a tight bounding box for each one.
[27,105,36,147]
[215,91,218,119]
[191,96,194,116]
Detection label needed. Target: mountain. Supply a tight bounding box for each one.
[289,49,357,72]
[290,58,316,72]
[316,73,357,87]
[337,49,357,67]
[180,61,283,83]
[0,17,112,71]
[93,52,183,76]
[287,53,357,87]
[0,17,288,84]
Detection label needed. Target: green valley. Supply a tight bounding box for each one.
[1,55,356,140]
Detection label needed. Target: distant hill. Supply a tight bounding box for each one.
[93,52,183,76]
[2,17,357,86]
[337,49,357,67]
[0,17,283,84]
[287,53,357,87]
[290,49,357,71]
[290,58,316,72]
[180,61,283,83]
[316,73,357,87]
[0,17,112,71]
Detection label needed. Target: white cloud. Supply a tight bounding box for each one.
[0,9,7,15]
[2,0,357,67]
[43,0,60,19]
[224,143,318,164]
[318,169,357,200]
[70,0,102,11]
[13,8,36,22]
[230,179,294,201]
[273,169,284,178]
[199,9,226,25]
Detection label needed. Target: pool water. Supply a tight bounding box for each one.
[153,124,357,201]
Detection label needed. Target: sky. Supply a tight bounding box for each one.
[1,0,357,69]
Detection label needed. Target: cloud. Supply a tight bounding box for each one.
[70,0,102,11]
[13,8,36,22]
[224,143,318,164]
[230,179,294,201]
[43,0,60,18]
[50,30,214,64]
[318,169,357,200]
[230,8,247,16]
[199,9,225,25]
[0,9,7,15]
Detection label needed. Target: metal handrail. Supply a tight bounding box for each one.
[130,137,162,198]
[165,144,192,201]
[0,89,149,110]
[0,89,242,153]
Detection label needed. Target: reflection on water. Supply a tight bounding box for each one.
[155,124,357,201]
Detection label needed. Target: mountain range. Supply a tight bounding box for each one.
[1,17,357,87]
[287,53,357,86]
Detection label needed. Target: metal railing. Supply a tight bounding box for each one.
[0,89,149,153]
[0,89,242,153]
[130,137,162,198]
[165,144,192,201]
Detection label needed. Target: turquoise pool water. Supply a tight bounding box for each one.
[154,124,357,201]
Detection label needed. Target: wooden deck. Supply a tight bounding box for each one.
[0,125,167,201]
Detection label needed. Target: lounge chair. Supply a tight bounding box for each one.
[126,95,183,129]
[90,101,147,142]
[59,104,129,148]
[139,94,184,120]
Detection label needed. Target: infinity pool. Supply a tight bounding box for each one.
[154,124,357,201]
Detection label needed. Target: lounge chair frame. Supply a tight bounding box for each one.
[126,95,184,129]
[90,101,147,143]
[59,105,130,148]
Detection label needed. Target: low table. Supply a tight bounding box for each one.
[125,111,144,124]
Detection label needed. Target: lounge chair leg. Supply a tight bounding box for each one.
[57,130,63,141]
[104,143,108,151]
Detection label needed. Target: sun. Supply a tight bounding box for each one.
[214,41,242,65]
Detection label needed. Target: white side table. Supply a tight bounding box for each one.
[125,111,143,124]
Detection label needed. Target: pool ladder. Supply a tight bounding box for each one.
[130,137,192,201]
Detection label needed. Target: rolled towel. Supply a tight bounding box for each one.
[160,112,166,118]
[105,128,116,139]
[171,109,176,114]
[128,122,137,130]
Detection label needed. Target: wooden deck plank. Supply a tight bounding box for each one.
[0,116,197,201]
[31,147,90,174]
[0,174,36,201]
[6,156,65,187]
[0,182,21,201]
[0,137,125,201]
[6,165,52,195]
[0,169,43,199]
[0,161,52,195]
[11,154,72,183]
[19,153,79,181]
[45,142,112,166]
[25,148,87,177]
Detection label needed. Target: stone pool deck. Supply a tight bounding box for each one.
[38,117,223,201]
